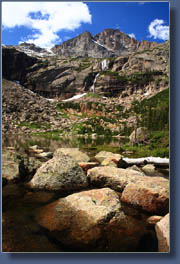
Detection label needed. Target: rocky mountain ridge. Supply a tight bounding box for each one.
[2,31,169,100]
[52,28,160,58]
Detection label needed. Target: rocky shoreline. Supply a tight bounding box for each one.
[2,147,169,252]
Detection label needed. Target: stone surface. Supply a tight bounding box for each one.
[35,188,148,251]
[2,46,38,83]
[87,166,169,215]
[2,150,44,183]
[121,177,169,215]
[54,148,90,163]
[87,166,145,192]
[28,151,87,191]
[155,213,169,252]
[95,151,123,163]
[142,164,156,175]
[78,162,99,173]
[147,215,163,225]
[52,29,160,58]
[2,79,59,133]
[2,151,20,182]
[101,157,119,167]
[129,127,150,145]
[128,165,143,173]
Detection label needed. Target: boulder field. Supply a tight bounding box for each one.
[2,148,169,252]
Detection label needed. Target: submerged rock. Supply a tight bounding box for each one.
[2,211,60,252]
[2,150,44,183]
[35,188,149,251]
[28,151,88,191]
[2,151,21,182]
[155,213,169,252]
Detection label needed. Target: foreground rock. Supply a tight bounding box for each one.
[28,151,87,192]
[87,166,145,192]
[35,188,149,252]
[54,148,90,163]
[155,213,169,252]
[88,166,169,215]
[121,177,169,215]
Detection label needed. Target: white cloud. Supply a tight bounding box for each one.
[2,2,92,49]
[148,19,169,41]
[128,33,136,39]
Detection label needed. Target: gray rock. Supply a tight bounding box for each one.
[28,151,88,191]
[2,150,44,183]
[142,164,156,175]
[129,127,150,145]
[2,150,22,182]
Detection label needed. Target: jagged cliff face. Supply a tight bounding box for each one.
[52,29,159,58]
[2,47,39,83]
[52,31,114,58]
[2,29,169,99]
[94,29,159,55]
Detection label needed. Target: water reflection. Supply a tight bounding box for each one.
[2,134,127,157]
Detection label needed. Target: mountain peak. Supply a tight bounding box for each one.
[80,30,92,38]
[51,28,159,58]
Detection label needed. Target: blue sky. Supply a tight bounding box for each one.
[2,1,169,49]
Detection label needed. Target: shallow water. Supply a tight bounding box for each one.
[2,134,128,157]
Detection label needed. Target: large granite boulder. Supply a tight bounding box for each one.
[54,148,90,163]
[121,177,169,215]
[155,213,169,252]
[87,166,169,215]
[35,188,149,252]
[27,151,87,192]
[87,166,145,192]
